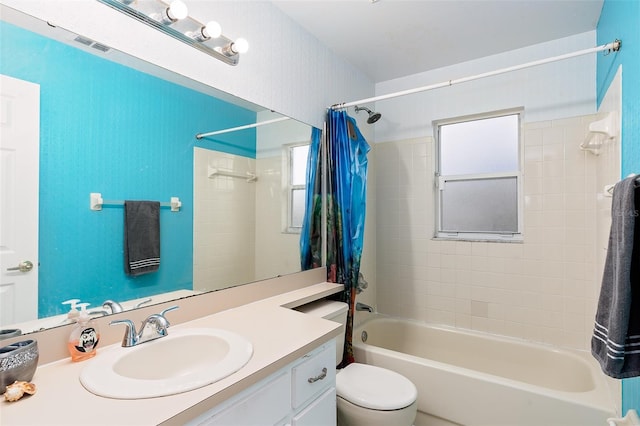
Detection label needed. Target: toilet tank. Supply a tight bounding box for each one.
[296,300,348,366]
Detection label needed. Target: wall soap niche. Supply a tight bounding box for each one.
[580,111,617,155]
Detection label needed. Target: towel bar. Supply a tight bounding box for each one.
[604,174,639,197]
[207,166,257,183]
[90,193,181,212]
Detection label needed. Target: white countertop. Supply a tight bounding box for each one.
[0,283,343,426]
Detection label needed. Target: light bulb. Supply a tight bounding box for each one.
[166,0,188,21]
[231,37,249,54]
[202,21,222,39]
[188,21,222,41]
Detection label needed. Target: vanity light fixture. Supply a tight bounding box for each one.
[154,0,189,25]
[96,0,249,66]
[223,37,250,56]
[188,21,223,41]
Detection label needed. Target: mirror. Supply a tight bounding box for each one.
[0,6,316,335]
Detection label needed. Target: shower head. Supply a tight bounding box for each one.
[354,105,382,124]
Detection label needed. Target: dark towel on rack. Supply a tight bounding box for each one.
[591,176,640,378]
[124,201,160,276]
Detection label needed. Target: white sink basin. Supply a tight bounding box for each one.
[80,328,253,399]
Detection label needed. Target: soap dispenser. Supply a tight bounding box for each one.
[67,303,100,362]
[61,299,81,324]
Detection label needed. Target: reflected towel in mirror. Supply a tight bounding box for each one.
[124,201,160,276]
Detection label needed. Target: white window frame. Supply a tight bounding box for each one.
[283,141,309,234]
[434,109,523,242]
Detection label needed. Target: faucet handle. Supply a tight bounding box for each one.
[145,306,178,336]
[160,305,179,315]
[110,319,137,347]
[134,298,152,309]
[159,305,179,325]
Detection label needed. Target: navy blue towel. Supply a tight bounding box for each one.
[592,176,640,378]
[124,201,160,276]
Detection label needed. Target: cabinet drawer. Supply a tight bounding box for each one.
[292,387,336,426]
[291,343,336,409]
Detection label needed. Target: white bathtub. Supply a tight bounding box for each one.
[352,316,616,426]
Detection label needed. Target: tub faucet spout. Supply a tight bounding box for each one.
[356,302,373,312]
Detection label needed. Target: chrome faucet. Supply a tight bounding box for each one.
[110,306,179,347]
[88,300,125,316]
[102,300,124,314]
[355,302,374,312]
[93,298,153,316]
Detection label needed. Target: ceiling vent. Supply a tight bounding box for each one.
[73,35,111,53]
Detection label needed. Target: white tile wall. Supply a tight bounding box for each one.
[193,148,256,291]
[594,66,622,282]
[194,148,305,292]
[592,66,623,412]
[375,115,605,351]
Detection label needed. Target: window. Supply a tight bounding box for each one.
[435,110,522,241]
[285,143,309,233]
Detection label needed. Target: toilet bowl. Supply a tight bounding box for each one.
[336,362,417,426]
[296,300,417,426]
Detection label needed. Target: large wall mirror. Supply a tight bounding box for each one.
[0,5,316,335]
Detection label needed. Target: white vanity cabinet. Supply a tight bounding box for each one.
[290,387,336,426]
[187,341,336,426]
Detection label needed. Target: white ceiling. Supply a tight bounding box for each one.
[272,0,604,83]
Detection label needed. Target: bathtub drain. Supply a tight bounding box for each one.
[361,330,368,342]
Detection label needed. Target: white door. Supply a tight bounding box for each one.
[0,74,39,327]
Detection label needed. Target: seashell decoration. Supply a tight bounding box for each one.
[3,380,36,402]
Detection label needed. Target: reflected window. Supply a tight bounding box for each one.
[435,110,522,241]
[286,143,309,233]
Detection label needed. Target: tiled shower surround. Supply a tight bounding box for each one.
[193,147,301,293]
[375,115,613,351]
[193,148,257,291]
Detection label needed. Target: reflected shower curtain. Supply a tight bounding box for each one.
[326,109,370,366]
[300,127,323,270]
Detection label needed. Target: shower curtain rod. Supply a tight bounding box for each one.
[196,116,291,139]
[331,39,621,109]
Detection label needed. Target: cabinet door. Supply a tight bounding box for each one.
[292,387,336,426]
[292,343,336,409]
[202,372,291,426]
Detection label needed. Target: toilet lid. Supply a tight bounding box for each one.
[336,363,417,410]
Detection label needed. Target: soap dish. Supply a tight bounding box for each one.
[0,340,39,389]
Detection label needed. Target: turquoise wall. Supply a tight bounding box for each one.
[596,0,640,415]
[0,21,256,317]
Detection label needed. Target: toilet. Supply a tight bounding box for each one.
[297,300,417,426]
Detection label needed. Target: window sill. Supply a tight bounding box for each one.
[433,235,523,243]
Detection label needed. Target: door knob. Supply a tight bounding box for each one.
[6,261,34,273]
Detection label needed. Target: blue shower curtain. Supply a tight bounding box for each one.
[300,127,322,270]
[326,109,370,366]
[300,110,370,365]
